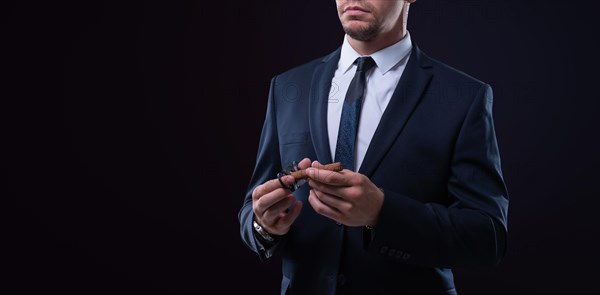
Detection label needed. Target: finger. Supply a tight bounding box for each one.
[308,190,343,221]
[297,158,312,170]
[307,179,351,199]
[262,196,296,225]
[252,179,277,201]
[253,175,295,200]
[305,167,350,186]
[255,189,294,216]
[279,200,303,226]
[311,188,352,212]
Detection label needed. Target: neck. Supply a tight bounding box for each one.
[347,29,407,56]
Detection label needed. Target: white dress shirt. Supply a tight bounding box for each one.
[328,33,413,170]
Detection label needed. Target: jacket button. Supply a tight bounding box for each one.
[395,251,404,259]
[337,274,347,286]
[380,246,388,254]
[402,252,411,260]
[388,249,396,257]
[336,222,342,226]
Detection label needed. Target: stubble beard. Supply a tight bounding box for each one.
[342,17,381,41]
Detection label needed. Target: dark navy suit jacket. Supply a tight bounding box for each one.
[239,44,509,295]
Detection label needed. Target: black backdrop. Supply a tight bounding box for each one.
[4,1,600,294]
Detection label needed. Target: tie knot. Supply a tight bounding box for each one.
[355,56,376,73]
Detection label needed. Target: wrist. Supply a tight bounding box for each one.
[253,219,277,243]
[365,217,378,230]
[366,187,385,229]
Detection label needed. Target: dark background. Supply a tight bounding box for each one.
[4,0,599,294]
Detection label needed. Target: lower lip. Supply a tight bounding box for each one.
[345,10,369,16]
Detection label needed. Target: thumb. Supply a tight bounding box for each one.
[297,158,312,170]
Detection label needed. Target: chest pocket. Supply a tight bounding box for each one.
[279,131,315,167]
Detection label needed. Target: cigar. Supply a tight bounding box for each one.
[289,162,343,180]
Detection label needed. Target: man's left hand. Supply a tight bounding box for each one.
[306,161,384,227]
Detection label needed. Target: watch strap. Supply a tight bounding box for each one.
[253,220,275,243]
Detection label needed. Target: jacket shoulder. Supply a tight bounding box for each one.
[424,52,488,87]
[274,49,339,82]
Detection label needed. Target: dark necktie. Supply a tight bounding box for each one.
[334,56,376,171]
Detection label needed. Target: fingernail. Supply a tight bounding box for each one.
[306,168,314,175]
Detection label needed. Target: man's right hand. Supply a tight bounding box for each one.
[252,158,310,236]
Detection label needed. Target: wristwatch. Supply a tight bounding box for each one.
[253,220,275,243]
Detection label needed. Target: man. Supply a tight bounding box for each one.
[239,0,509,294]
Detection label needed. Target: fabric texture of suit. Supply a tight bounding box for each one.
[239,43,509,295]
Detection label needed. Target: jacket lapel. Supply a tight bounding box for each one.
[359,45,434,177]
[308,48,341,165]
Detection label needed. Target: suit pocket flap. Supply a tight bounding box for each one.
[279,131,311,145]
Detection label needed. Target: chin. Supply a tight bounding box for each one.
[343,24,379,42]
[343,22,370,31]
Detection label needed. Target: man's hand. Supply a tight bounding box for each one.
[306,161,384,227]
[252,158,311,236]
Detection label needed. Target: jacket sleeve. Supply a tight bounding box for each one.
[367,84,509,268]
[238,76,288,261]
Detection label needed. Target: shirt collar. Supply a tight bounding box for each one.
[338,31,413,75]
